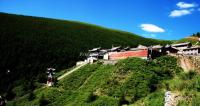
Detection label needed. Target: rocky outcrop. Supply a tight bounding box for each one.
[178,55,200,72]
[164,91,181,106]
[191,56,200,71]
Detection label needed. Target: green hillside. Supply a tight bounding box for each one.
[0,12,171,98]
[175,32,200,45]
[8,56,184,106]
[9,56,200,106]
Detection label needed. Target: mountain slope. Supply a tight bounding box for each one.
[175,32,200,45]
[8,56,200,106]
[8,56,182,106]
[0,12,171,98]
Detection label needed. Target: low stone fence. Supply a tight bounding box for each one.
[100,60,118,65]
[76,61,88,66]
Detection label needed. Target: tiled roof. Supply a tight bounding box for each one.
[172,42,191,47]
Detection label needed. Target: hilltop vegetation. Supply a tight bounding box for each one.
[0,12,171,99]
[192,32,200,37]
[8,56,183,106]
[175,32,200,45]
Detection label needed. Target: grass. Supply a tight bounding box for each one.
[130,90,165,106]
[161,71,200,106]
[8,56,187,106]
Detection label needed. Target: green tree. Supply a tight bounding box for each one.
[197,32,200,37]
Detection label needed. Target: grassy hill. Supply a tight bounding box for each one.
[9,56,200,106]
[175,32,200,45]
[0,12,171,98]
[8,56,184,106]
[176,36,199,45]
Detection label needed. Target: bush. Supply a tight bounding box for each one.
[118,94,129,105]
[39,94,49,106]
[28,91,35,101]
[179,71,197,80]
[116,57,146,74]
[124,71,156,102]
[86,92,98,103]
[91,96,118,106]
[143,91,164,106]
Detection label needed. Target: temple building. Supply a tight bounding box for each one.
[170,42,200,55]
[107,48,148,60]
[82,41,199,64]
[171,42,192,50]
[182,47,200,55]
[87,47,101,63]
[104,45,149,60]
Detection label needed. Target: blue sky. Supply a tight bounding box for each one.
[0,0,200,40]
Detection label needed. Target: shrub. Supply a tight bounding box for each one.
[91,96,118,106]
[86,92,98,103]
[39,94,49,106]
[116,58,146,73]
[28,91,35,101]
[179,71,197,80]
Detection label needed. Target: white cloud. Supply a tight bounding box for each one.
[177,2,197,9]
[169,2,198,18]
[169,9,193,17]
[140,24,165,33]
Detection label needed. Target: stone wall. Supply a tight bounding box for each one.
[101,60,118,65]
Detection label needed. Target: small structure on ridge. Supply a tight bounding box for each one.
[46,68,56,87]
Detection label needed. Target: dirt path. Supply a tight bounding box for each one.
[57,63,88,80]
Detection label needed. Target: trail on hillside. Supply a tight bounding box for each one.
[57,63,88,80]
